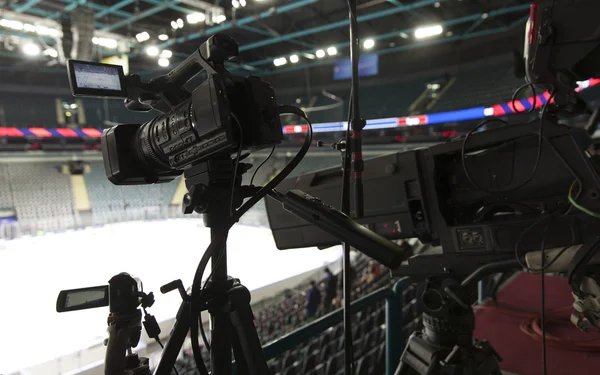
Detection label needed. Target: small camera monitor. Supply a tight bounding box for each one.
[56,285,109,312]
[67,60,127,98]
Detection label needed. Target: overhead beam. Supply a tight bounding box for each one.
[155,0,320,50]
[246,4,530,69]
[13,0,43,13]
[387,0,426,19]
[94,0,136,19]
[137,5,527,77]
[102,2,171,31]
[464,16,486,35]
[236,25,314,49]
[143,0,196,14]
[263,24,523,76]
[238,0,446,52]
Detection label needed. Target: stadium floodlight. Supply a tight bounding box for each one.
[304,53,316,59]
[158,34,169,41]
[240,0,247,6]
[136,31,150,42]
[232,0,240,8]
[186,12,206,24]
[289,54,299,63]
[146,46,160,57]
[70,103,78,109]
[158,58,170,67]
[43,48,58,58]
[399,32,409,39]
[273,57,287,66]
[414,25,443,39]
[22,43,40,56]
[0,19,24,31]
[316,49,325,58]
[160,49,173,58]
[363,38,375,49]
[93,37,118,49]
[327,46,337,56]
[213,15,226,24]
[36,25,60,37]
[171,20,178,29]
[177,18,184,28]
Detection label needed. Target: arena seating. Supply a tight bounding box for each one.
[3,162,80,232]
[430,63,525,113]
[171,252,422,375]
[84,162,179,225]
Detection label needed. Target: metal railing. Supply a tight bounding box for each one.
[240,278,412,375]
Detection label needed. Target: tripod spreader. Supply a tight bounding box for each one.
[153,277,269,375]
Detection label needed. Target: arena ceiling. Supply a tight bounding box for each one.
[0,0,531,79]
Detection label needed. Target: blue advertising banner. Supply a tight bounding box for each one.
[333,54,379,80]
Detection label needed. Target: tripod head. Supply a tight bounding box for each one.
[56,273,161,375]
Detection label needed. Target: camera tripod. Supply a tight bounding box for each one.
[153,158,269,375]
[395,277,502,375]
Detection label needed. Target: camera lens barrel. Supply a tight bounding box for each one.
[130,98,198,174]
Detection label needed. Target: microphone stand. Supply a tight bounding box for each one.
[341,1,365,374]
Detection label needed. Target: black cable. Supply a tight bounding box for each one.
[541,233,548,375]
[511,82,538,114]
[230,113,244,217]
[250,145,275,186]
[513,214,576,272]
[189,106,313,373]
[461,89,555,194]
[154,332,180,375]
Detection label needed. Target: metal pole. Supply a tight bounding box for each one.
[340,1,365,375]
[210,214,232,375]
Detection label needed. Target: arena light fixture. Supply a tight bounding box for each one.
[414,25,443,39]
[36,25,60,37]
[240,0,247,6]
[363,38,375,49]
[70,103,78,109]
[327,46,337,56]
[186,12,206,24]
[160,49,172,58]
[136,31,150,42]
[93,37,118,49]
[146,46,160,57]
[289,54,299,63]
[158,34,169,41]
[22,43,40,56]
[232,0,240,8]
[158,58,170,67]
[213,15,226,24]
[315,49,326,58]
[171,20,178,29]
[0,19,24,31]
[23,23,36,32]
[304,53,316,59]
[399,32,409,39]
[177,18,184,28]
[273,57,287,66]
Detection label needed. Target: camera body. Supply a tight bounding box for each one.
[102,74,282,185]
[68,34,283,186]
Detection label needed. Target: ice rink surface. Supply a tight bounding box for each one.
[0,219,342,374]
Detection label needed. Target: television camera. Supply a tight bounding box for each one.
[264,0,600,373]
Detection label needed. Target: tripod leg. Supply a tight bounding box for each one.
[153,301,193,375]
[228,284,270,375]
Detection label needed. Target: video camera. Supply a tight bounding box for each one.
[57,273,159,375]
[67,33,283,185]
